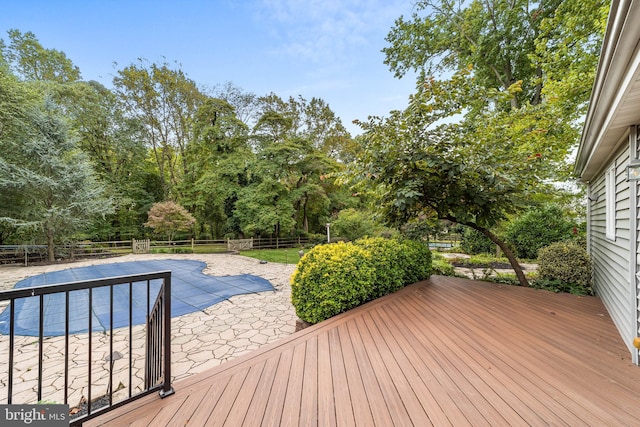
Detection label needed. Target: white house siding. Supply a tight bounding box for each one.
[589,146,636,358]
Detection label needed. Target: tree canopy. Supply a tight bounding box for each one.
[351,0,608,285]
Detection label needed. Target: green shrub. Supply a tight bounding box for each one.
[504,205,574,259]
[537,241,592,290]
[291,238,432,324]
[291,242,376,324]
[431,258,455,276]
[354,237,405,298]
[531,278,593,295]
[331,208,378,241]
[460,227,494,255]
[395,239,432,284]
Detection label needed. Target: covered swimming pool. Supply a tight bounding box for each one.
[0,259,275,336]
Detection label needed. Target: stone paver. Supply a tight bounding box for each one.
[0,253,298,409]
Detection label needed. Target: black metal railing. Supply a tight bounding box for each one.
[0,271,174,426]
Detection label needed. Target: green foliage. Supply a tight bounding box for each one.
[354,237,405,297]
[460,227,494,255]
[531,278,593,296]
[383,0,555,109]
[291,242,376,324]
[392,238,432,285]
[3,29,80,83]
[487,273,521,286]
[291,238,432,324]
[331,208,379,241]
[466,254,505,266]
[503,205,574,259]
[533,0,608,118]
[0,94,113,260]
[113,59,207,199]
[431,257,456,276]
[537,241,592,290]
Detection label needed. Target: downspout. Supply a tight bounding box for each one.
[630,125,640,365]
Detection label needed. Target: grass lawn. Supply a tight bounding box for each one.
[240,248,304,264]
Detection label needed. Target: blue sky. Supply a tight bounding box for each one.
[0,0,418,135]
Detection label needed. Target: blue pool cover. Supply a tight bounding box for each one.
[0,260,274,337]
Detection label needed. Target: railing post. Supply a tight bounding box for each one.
[160,272,174,398]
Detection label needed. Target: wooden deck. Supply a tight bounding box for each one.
[86,276,640,426]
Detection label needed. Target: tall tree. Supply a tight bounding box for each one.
[67,81,158,239]
[252,93,352,159]
[0,64,36,243]
[236,94,342,237]
[182,97,253,238]
[0,97,112,261]
[113,59,206,198]
[533,0,608,117]
[212,82,258,127]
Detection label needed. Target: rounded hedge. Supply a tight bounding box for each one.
[291,238,432,324]
[291,242,376,324]
[537,241,592,289]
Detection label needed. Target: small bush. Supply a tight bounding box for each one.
[504,205,574,259]
[431,258,455,276]
[537,241,592,290]
[531,278,593,295]
[460,227,494,255]
[291,242,376,324]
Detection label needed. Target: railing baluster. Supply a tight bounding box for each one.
[38,294,44,402]
[109,284,114,406]
[145,279,150,389]
[64,291,69,406]
[8,299,15,404]
[128,281,133,399]
[88,287,92,417]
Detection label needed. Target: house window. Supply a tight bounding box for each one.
[606,164,616,240]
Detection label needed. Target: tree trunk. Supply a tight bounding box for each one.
[303,193,309,233]
[454,221,529,287]
[47,227,55,262]
[478,226,529,287]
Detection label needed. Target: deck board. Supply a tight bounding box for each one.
[86,276,640,427]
